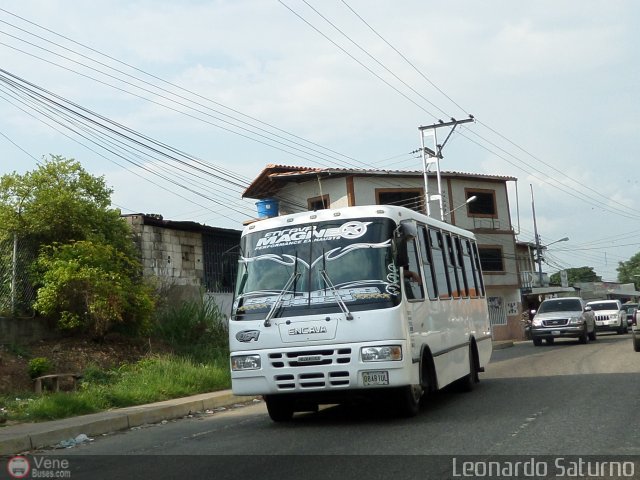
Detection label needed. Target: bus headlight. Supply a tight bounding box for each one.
[231,355,261,371]
[361,345,402,362]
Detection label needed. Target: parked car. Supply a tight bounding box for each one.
[621,302,637,331]
[586,299,627,334]
[530,297,596,346]
[633,309,640,352]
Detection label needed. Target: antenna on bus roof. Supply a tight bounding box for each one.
[418,115,475,220]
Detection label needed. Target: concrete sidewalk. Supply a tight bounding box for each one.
[0,340,515,456]
[0,390,257,456]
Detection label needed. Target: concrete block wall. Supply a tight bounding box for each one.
[137,225,204,287]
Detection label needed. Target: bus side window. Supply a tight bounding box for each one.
[445,233,461,298]
[404,238,424,301]
[419,227,438,300]
[455,237,469,297]
[471,242,486,297]
[429,229,451,300]
[462,239,477,297]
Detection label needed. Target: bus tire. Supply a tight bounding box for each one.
[264,395,294,422]
[455,343,479,392]
[396,385,422,417]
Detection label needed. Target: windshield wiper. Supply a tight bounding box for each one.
[264,257,300,327]
[320,269,354,321]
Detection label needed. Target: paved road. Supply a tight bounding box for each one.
[17,333,640,479]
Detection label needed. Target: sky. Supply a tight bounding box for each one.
[0,0,638,282]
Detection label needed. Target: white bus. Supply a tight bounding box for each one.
[229,205,492,421]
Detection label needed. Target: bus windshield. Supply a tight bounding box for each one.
[233,217,400,320]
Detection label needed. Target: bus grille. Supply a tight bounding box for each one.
[274,371,350,390]
[268,348,352,368]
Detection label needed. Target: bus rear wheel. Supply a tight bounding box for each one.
[455,345,479,392]
[264,395,294,422]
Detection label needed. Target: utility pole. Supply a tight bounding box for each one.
[419,116,474,220]
[530,185,544,287]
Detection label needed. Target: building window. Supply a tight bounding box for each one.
[308,194,329,211]
[465,189,496,216]
[376,188,424,212]
[478,246,504,272]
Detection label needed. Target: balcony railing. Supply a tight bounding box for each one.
[520,271,549,289]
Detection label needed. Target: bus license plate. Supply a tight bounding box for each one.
[362,371,389,386]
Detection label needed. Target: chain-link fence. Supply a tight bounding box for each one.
[0,235,38,316]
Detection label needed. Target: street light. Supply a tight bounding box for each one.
[536,236,569,286]
[544,236,569,248]
[446,195,477,218]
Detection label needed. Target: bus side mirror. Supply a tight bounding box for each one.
[395,239,409,268]
[399,220,417,240]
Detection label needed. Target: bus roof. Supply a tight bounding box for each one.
[243,205,477,240]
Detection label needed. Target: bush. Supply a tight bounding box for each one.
[33,240,155,338]
[27,357,53,379]
[81,364,118,386]
[154,299,227,346]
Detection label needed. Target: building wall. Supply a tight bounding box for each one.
[277,177,349,214]
[136,224,204,287]
[444,178,512,231]
[127,215,204,304]
[485,286,525,341]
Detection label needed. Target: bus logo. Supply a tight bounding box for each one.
[7,456,30,479]
[339,221,368,239]
[288,326,328,335]
[236,330,260,342]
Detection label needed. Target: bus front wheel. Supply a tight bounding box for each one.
[264,395,294,422]
[396,384,422,417]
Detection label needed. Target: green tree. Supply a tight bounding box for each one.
[0,156,153,333]
[617,252,640,286]
[0,155,131,252]
[550,266,601,285]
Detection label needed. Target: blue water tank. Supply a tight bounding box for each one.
[256,198,279,218]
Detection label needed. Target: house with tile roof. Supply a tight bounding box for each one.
[243,164,524,340]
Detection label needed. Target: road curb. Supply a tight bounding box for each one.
[0,391,258,456]
[492,340,515,350]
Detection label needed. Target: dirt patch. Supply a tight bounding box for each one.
[0,334,170,395]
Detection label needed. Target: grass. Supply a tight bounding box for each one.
[0,298,233,424]
[2,352,231,422]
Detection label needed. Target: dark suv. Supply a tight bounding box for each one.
[531,297,596,346]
